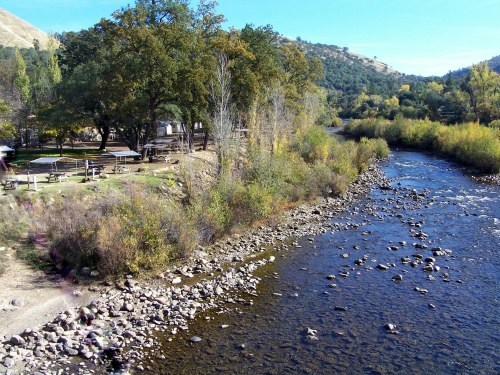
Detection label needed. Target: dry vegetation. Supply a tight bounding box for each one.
[1,132,389,278]
[0,9,50,49]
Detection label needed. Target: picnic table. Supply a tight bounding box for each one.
[112,165,130,174]
[87,164,106,173]
[2,178,19,190]
[46,172,68,182]
[151,154,171,163]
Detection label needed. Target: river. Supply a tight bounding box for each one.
[137,150,499,374]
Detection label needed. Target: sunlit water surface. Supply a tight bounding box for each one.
[139,151,499,375]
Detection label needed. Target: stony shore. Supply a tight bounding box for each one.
[0,163,391,375]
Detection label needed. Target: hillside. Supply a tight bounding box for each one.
[447,55,500,78]
[284,37,405,115]
[0,8,50,49]
[291,38,400,76]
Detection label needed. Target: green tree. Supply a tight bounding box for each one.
[0,99,16,143]
[423,81,445,121]
[96,0,197,152]
[462,62,500,123]
[13,47,30,103]
[58,27,114,150]
[37,102,84,156]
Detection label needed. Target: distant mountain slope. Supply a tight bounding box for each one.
[282,38,404,111]
[447,55,500,78]
[291,38,400,76]
[0,9,50,49]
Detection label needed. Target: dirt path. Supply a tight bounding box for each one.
[0,246,96,339]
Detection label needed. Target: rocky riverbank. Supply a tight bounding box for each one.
[0,163,390,374]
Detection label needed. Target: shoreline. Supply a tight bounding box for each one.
[0,162,391,374]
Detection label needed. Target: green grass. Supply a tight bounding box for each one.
[16,244,53,272]
[0,253,6,275]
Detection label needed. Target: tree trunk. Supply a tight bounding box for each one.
[203,128,209,150]
[98,125,110,150]
[189,121,195,151]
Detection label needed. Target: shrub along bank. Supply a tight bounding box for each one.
[344,117,500,173]
[3,128,389,277]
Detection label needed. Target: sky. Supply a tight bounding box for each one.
[0,0,499,77]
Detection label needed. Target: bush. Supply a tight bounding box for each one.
[0,196,31,245]
[292,126,331,163]
[30,185,198,276]
[344,117,500,173]
[191,173,240,242]
[488,119,500,129]
[328,139,359,183]
[331,117,343,127]
[234,182,278,225]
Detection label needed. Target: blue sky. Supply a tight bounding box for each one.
[0,0,498,76]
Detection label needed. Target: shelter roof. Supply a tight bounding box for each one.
[0,145,14,152]
[109,151,141,157]
[30,157,76,164]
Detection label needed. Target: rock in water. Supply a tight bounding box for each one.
[384,323,396,331]
[189,336,202,343]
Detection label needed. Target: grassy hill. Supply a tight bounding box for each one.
[0,8,50,49]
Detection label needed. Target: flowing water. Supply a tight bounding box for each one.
[139,151,499,374]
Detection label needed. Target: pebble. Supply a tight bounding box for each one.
[189,336,202,343]
[10,298,23,307]
[10,335,26,346]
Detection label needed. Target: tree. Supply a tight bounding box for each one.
[58,28,114,150]
[37,102,84,156]
[263,84,290,155]
[209,53,234,175]
[174,0,224,152]
[0,99,16,143]
[462,62,500,123]
[13,47,31,147]
[95,0,200,153]
[13,48,30,103]
[423,81,445,121]
[219,24,280,143]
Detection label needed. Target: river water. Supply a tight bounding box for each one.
[139,151,499,374]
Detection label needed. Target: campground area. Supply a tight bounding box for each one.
[0,139,217,197]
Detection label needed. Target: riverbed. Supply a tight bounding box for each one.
[138,150,499,374]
